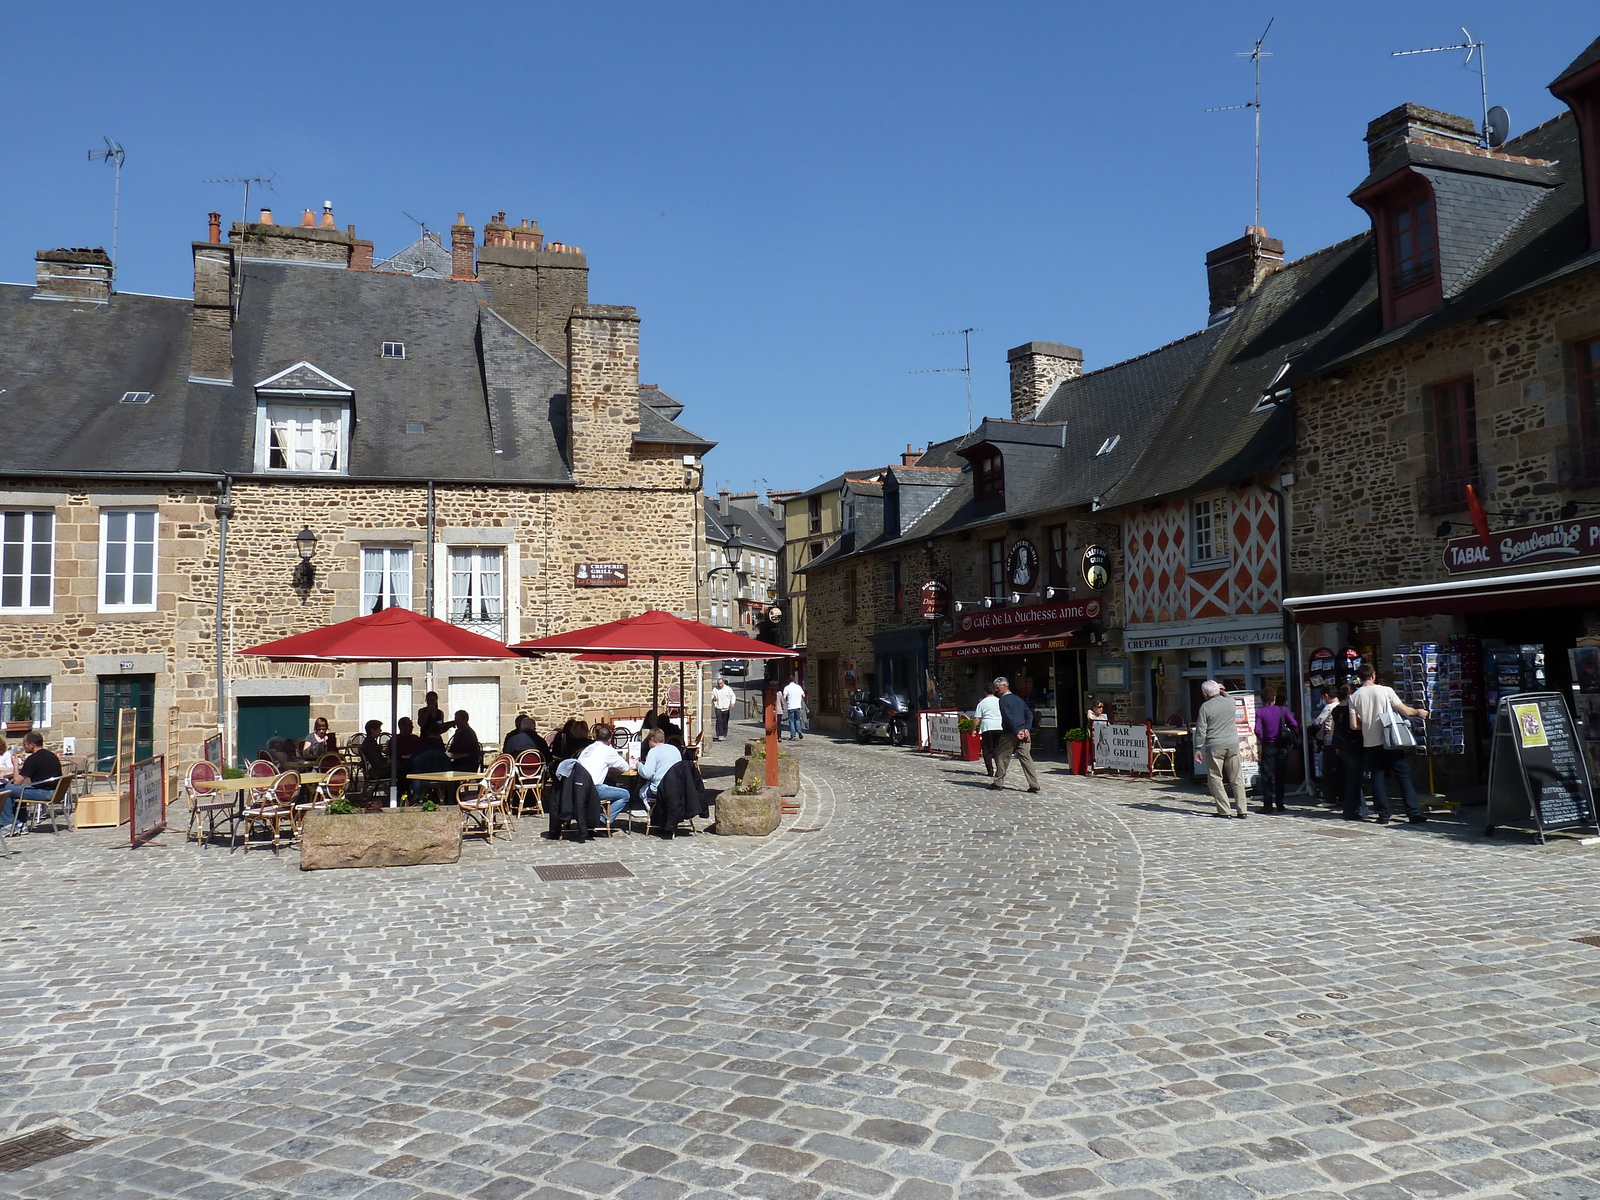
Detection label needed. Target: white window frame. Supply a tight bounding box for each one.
[1190,494,1231,568]
[0,677,51,728]
[381,342,406,359]
[99,508,158,612]
[362,545,413,614]
[447,547,505,639]
[1,510,55,613]
[255,402,350,474]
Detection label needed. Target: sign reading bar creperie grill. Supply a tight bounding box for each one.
[1443,517,1600,575]
[575,562,628,587]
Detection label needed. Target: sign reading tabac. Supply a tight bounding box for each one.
[1443,516,1600,575]
[575,563,628,587]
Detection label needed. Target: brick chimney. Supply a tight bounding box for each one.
[1365,102,1479,170]
[451,213,475,280]
[476,210,589,362]
[208,211,221,244]
[566,305,641,484]
[34,248,112,305]
[191,226,235,382]
[901,444,923,466]
[1007,341,1083,420]
[1205,226,1284,322]
[718,488,730,516]
[511,218,543,251]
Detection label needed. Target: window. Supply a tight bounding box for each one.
[1096,434,1121,456]
[1432,377,1479,506]
[1046,524,1069,591]
[1190,497,1229,566]
[362,546,412,613]
[1577,337,1600,451]
[1,510,53,611]
[986,538,1005,597]
[404,422,426,434]
[808,494,822,534]
[1392,194,1436,291]
[263,404,346,473]
[818,657,841,714]
[841,491,855,532]
[382,342,406,359]
[888,560,903,613]
[100,509,157,610]
[809,541,824,563]
[448,548,505,639]
[119,391,153,404]
[844,569,858,623]
[974,449,1004,502]
[0,677,50,727]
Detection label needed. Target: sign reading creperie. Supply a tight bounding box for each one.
[1444,517,1600,575]
[575,562,628,587]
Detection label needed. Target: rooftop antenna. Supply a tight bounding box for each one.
[402,210,432,241]
[1206,17,1274,232]
[87,136,125,273]
[913,327,981,432]
[202,171,277,225]
[1392,27,1491,149]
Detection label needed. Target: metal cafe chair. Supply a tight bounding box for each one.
[234,767,291,853]
[183,759,232,846]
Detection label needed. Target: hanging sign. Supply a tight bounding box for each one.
[575,563,628,587]
[1006,541,1039,592]
[1082,544,1110,591]
[920,579,949,619]
[1486,692,1597,841]
[1443,516,1600,575]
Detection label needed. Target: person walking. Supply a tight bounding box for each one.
[1350,664,1429,824]
[974,685,1003,777]
[1253,686,1299,813]
[780,677,805,741]
[1314,688,1339,804]
[1330,683,1370,820]
[711,677,735,741]
[1195,680,1247,818]
[990,677,1040,793]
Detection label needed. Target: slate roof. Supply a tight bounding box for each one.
[372,232,453,278]
[706,495,784,555]
[1552,35,1600,88]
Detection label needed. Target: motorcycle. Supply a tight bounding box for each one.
[847,690,912,746]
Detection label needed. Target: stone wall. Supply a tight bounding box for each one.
[477,246,590,363]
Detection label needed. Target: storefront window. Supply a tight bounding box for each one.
[1221,647,1246,668]
[1259,644,1285,664]
[1187,650,1208,669]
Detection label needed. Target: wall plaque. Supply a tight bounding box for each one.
[1007,540,1039,592]
[575,563,628,587]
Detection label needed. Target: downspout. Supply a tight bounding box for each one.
[425,480,436,694]
[1266,475,1311,794]
[214,477,234,764]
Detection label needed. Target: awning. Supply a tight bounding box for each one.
[937,628,1088,660]
[1285,563,1600,623]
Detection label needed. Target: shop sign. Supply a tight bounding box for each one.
[1124,624,1278,652]
[1082,544,1110,591]
[1007,540,1039,592]
[957,598,1100,637]
[939,633,1079,660]
[575,562,628,587]
[1093,722,1150,773]
[920,579,949,619]
[1443,516,1600,575]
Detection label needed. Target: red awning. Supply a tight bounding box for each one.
[937,628,1088,660]
[1285,564,1600,623]
[513,610,798,661]
[238,606,521,663]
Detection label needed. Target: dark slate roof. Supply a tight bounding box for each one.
[637,401,715,450]
[1552,35,1600,88]
[372,233,452,278]
[0,285,200,474]
[706,495,784,554]
[639,384,684,420]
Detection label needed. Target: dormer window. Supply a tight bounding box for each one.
[1393,194,1436,291]
[264,405,346,472]
[1096,434,1121,456]
[381,342,406,359]
[973,449,1004,502]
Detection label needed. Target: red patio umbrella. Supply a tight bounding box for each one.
[239,607,521,806]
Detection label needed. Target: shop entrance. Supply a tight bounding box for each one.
[96,674,154,767]
[1470,607,1584,706]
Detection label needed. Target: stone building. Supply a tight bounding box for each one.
[0,205,713,770]
[702,489,782,635]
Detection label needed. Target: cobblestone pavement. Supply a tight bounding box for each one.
[4,726,1600,1199]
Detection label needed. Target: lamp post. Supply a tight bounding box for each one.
[292,526,318,598]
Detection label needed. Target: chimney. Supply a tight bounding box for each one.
[511,218,543,251]
[320,201,336,229]
[475,215,589,360]
[1365,102,1479,170]
[300,209,317,227]
[566,305,641,482]
[718,488,730,516]
[483,211,511,248]
[901,444,922,467]
[34,248,113,305]
[350,236,374,271]
[1007,341,1084,420]
[190,230,235,382]
[1205,226,1284,322]
[208,211,221,244]
[451,212,475,280]
[259,208,274,225]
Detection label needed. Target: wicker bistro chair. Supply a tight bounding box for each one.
[235,771,295,853]
[1150,734,1179,781]
[509,750,548,818]
[316,752,344,772]
[292,764,348,835]
[457,754,514,843]
[183,760,232,846]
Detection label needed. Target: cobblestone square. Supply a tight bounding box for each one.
[2,725,1598,1199]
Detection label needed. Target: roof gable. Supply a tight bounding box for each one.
[254,360,355,396]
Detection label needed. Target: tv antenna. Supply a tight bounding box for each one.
[912,327,981,432]
[87,137,125,271]
[1392,27,1491,148]
[202,171,277,224]
[1206,17,1274,232]
[402,210,432,241]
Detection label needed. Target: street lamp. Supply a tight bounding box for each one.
[292,526,319,594]
[724,525,743,570]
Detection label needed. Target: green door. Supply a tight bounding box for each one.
[235,696,310,768]
[97,674,155,769]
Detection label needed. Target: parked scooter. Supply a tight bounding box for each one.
[846,690,912,745]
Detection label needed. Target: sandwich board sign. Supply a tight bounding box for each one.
[1486,692,1598,842]
[130,754,167,847]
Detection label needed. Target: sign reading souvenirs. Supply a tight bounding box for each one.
[574,563,628,587]
[1486,691,1598,842]
[920,579,949,619]
[1082,544,1110,591]
[1443,515,1600,575]
[1006,540,1039,592]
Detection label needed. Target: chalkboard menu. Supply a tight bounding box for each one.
[1486,693,1598,842]
[129,754,166,847]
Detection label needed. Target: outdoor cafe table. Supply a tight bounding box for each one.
[406,770,485,804]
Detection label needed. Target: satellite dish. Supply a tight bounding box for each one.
[1485,105,1511,148]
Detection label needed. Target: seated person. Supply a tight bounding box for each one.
[390,717,420,778]
[503,714,532,754]
[447,710,481,771]
[3,730,62,836]
[555,721,630,821]
[503,714,552,762]
[406,722,453,802]
[359,720,387,779]
[552,718,590,763]
[636,728,682,809]
[304,716,338,759]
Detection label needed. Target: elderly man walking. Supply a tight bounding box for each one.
[989,677,1041,793]
[1195,680,1248,819]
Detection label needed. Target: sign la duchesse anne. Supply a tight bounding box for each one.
[1443,516,1600,574]
[939,598,1102,659]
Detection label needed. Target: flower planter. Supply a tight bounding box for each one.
[715,786,781,836]
[960,731,982,761]
[4,721,33,737]
[735,750,799,797]
[1067,740,1091,775]
[300,809,461,870]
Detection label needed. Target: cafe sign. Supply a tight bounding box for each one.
[1082,544,1110,591]
[1006,540,1039,591]
[920,579,949,619]
[575,562,629,587]
[1443,517,1600,575]
[958,598,1100,635]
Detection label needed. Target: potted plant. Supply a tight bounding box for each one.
[1064,727,1091,775]
[299,798,462,870]
[957,715,982,762]
[5,694,34,735]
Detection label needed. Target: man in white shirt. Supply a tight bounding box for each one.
[711,678,736,741]
[636,728,682,807]
[974,686,1003,777]
[568,723,632,822]
[781,678,806,741]
[1350,665,1429,824]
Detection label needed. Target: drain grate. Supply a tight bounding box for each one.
[1572,935,1600,947]
[534,861,633,882]
[0,1126,102,1174]
[788,826,822,833]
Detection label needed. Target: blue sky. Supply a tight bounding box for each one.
[1,3,1593,492]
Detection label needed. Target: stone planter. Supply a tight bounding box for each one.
[735,750,800,797]
[300,809,462,871]
[716,786,781,836]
